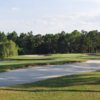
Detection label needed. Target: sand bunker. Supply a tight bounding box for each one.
[86,60,100,63]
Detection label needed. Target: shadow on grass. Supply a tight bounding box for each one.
[16,72,99,88]
[4,70,98,89]
[5,58,54,61]
[87,53,100,56]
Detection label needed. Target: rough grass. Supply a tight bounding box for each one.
[0,71,100,100]
[0,53,100,72]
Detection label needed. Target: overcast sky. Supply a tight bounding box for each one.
[0,0,100,34]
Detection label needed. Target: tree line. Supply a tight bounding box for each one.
[0,30,100,57]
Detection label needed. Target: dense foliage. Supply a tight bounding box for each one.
[0,30,100,55]
[0,32,18,58]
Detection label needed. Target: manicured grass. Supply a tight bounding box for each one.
[0,71,100,100]
[0,53,100,72]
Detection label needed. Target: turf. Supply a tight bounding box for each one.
[0,71,100,100]
[0,53,100,72]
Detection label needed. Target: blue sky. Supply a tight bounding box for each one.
[0,0,100,34]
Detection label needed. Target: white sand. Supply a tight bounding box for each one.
[86,60,100,63]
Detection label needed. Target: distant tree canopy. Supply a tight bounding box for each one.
[0,30,100,57]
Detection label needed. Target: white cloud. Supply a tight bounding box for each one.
[31,13,100,34]
[0,13,100,34]
[1,0,100,34]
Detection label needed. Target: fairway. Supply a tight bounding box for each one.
[0,71,100,100]
[0,54,100,72]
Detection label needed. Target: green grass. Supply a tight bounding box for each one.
[0,71,100,100]
[0,53,100,72]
